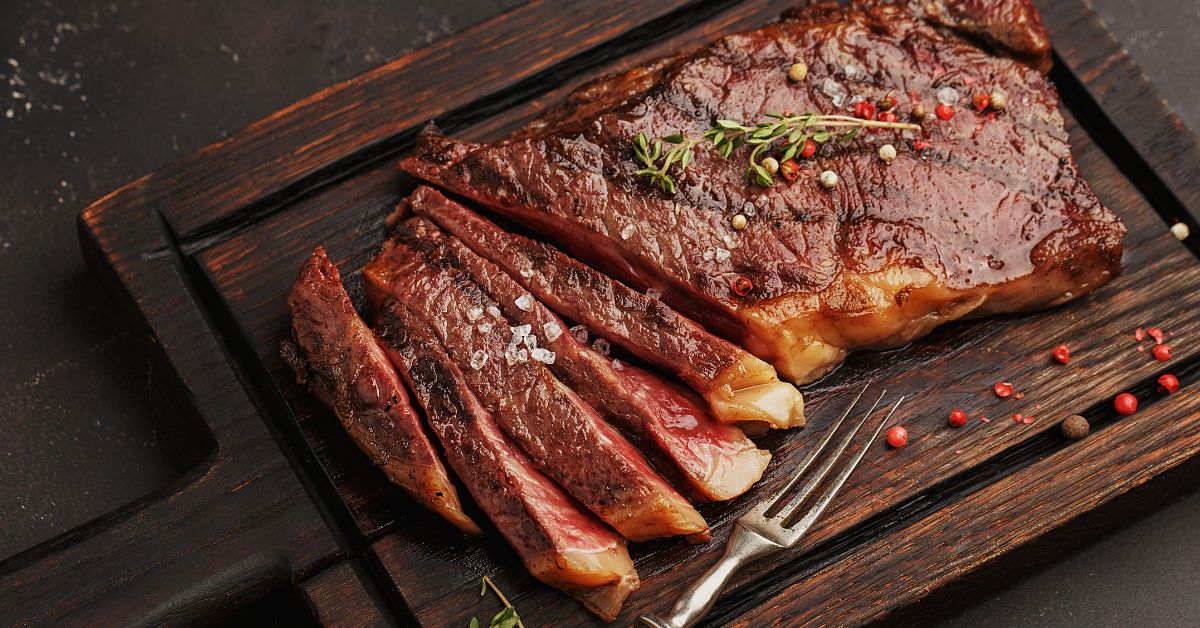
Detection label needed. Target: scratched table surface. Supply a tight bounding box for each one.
[1,0,1198,625]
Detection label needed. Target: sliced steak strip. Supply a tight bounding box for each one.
[364,228,708,541]
[408,186,804,430]
[391,200,771,501]
[285,247,479,534]
[375,299,638,620]
[399,3,1124,385]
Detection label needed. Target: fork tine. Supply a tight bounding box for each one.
[772,389,885,521]
[762,382,871,513]
[781,396,905,529]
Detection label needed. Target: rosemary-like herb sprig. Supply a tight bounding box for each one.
[632,112,921,191]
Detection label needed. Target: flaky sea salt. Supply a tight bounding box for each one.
[504,346,529,365]
[470,350,488,370]
[821,77,846,105]
[937,86,961,106]
[487,305,501,317]
[570,324,589,343]
[523,334,538,350]
[466,306,483,322]
[703,249,715,262]
[543,321,562,341]
[646,288,662,300]
[530,348,556,364]
[592,338,611,356]
[511,324,532,339]
[477,322,493,334]
[520,267,534,278]
[620,224,636,240]
[515,294,534,311]
[612,359,624,371]
[723,233,740,249]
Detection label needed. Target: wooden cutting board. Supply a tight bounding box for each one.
[12,0,1197,625]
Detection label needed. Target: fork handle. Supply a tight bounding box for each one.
[638,525,782,628]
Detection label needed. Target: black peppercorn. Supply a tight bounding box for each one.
[1061,415,1089,440]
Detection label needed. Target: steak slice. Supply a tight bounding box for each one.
[364,226,708,541]
[285,247,479,534]
[392,193,771,501]
[410,186,804,430]
[400,2,1125,384]
[375,299,638,620]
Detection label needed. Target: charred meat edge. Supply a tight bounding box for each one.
[285,247,479,534]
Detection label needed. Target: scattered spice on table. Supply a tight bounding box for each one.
[886,425,909,448]
[1135,327,1146,341]
[1052,344,1069,364]
[1158,373,1180,394]
[1021,415,1036,425]
[1152,344,1172,361]
[948,409,967,428]
[994,381,1014,397]
[1061,415,1089,440]
[1012,413,1024,423]
[1014,392,1025,400]
[1113,392,1138,416]
[979,417,991,423]
[1147,327,1164,344]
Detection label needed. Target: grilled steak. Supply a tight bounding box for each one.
[411,187,805,430]
[394,189,771,501]
[400,1,1125,384]
[375,299,638,620]
[286,247,479,534]
[364,222,708,541]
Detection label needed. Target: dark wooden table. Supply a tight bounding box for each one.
[1,1,1197,625]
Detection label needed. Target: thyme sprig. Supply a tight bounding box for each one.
[468,576,524,628]
[632,112,921,191]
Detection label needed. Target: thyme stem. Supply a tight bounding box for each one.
[633,112,921,192]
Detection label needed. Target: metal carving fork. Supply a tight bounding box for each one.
[639,384,904,628]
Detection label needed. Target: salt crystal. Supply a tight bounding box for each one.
[487,305,501,317]
[543,321,562,341]
[703,249,715,261]
[470,350,488,370]
[531,348,556,364]
[517,348,528,362]
[821,78,847,106]
[511,324,532,338]
[844,65,864,80]
[593,338,611,356]
[466,306,483,322]
[848,94,865,106]
[937,86,960,106]
[646,288,662,300]
[477,322,493,334]
[620,224,636,240]
[722,233,740,249]
[612,359,624,370]
[523,334,538,350]
[515,294,534,311]
[715,248,731,262]
[520,268,534,278]
[570,325,589,343]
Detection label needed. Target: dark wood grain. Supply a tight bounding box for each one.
[1038,2,1200,254]
[301,562,392,628]
[60,0,1200,625]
